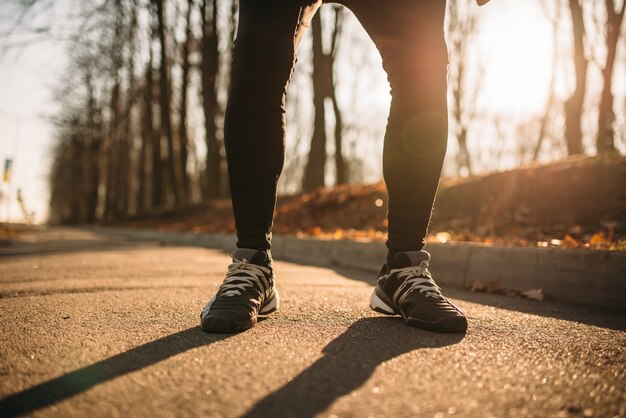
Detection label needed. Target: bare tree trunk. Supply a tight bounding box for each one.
[596,0,625,153]
[564,0,587,156]
[533,0,561,161]
[116,0,138,218]
[69,118,85,223]
[448,1,479,176]
[114,122,128,218]
[302,12,329,192]
[330,7,346,185]
[457,127,472,174]
[103,0,125,219]
[219,0,238,197]
[178,0,194,204]
[139,41,156,213]
[85,69,102,223]
[147,5,164,209]
[150,94,164,209]
[136,104,148,214]
[452,55,472,176]
[331,92,346,184]
[154,0,181,206]
[200,0,221,198]
[105,77,122,220]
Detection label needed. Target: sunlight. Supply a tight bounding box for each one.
[358,1,559,117]
[476,1,557,115]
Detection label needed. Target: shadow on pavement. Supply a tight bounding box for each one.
[241,317,464,418]
[0,327,228,417]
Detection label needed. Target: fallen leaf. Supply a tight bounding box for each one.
[562,235,579,249]
[589,232,606,245]
[521,288,544,301]
[467,280,504,294]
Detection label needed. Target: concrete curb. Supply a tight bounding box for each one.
[96,227,626,312]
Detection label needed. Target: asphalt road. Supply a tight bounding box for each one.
[1,227,624,418]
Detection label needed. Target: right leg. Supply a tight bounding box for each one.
[202,0,322,333]
[225,0,322,257]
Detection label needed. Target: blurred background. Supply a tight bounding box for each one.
[0,0,624,248]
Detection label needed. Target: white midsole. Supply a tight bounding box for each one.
[369,290,395,314]
[200,295,216,321]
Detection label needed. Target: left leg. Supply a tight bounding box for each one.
[341,0,467,333]
[341,0,449,262]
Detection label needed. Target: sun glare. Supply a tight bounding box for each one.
[476,2,557,115]
[357,1,560,118]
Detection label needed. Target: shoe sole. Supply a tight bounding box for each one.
[370,286,467,333]
[201,289,280,333]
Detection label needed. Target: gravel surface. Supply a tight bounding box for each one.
[1,227,624,418]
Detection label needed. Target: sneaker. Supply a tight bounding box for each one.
[369,250,467,333]
[200,248,279,333]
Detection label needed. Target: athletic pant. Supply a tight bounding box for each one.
[224,0,449,262]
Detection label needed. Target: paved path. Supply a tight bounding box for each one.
[1,227,624,418]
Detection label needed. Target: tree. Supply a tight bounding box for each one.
[138,33,157,212]
[115,0,139,218]
[103,0,125,219]
[564,0,587,155]
[84,67,103,223]
[596,0,626,153]
[200,0,221,198]
[447,0,481,176]
[26,0,231,222]
[154,0,182,205]
[49,128,78,224]
[178,0,194,203]
[533,0,562,161]
[302,7,345,192]
[329,8,346,185]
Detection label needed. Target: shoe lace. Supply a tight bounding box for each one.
[218,259,271,297]
[390,260,445,302]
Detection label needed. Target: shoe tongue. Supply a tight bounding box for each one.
[393,250,431,268]
[232,248,268,266]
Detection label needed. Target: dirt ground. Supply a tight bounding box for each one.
[118,154,626,251]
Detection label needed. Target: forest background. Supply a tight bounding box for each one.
[0,0,624,249]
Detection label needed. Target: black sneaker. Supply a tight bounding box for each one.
[200,248,279,333]
[369,250,467,333]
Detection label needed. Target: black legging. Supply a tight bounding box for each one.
[224,0,448,261]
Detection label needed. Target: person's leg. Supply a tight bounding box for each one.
[225,0,322,257]
[342,0,466,332]
[202,0,322,333]
[341,0,449,263]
